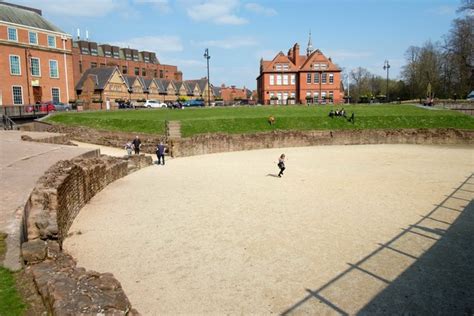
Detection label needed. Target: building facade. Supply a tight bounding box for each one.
[0,2,74,105]
[257,33,343,105]
[72,39,182,90]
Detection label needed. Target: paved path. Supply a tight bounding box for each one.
[0,131,96,269]
[65,144,474,315]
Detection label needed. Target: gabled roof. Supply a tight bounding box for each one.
[212,86,221,97]
[299,49,341,71]
[143,78,154,90]
[261,51,298,72]
[75,67,120,91]
[0,2,65,33]
[124,76,146,90]
[162,79,177,91]
[153,79,167,93]
[186,79,208,92]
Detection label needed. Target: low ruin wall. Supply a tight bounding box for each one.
[21,154,152,315]
[172,128,474,157]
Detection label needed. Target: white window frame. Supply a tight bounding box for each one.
[49,59,59,78]
[9,55,21,76]
[51,87,61,103]
[30,57,41,77]
[322,73,327,84]
[283,64,289,70]
[12,85,23,105]
[275,64,282,71]
[7,27,18,41]
[314,73,319,83]
[269,75,274,85]
[290,74,295,85]
[29,31,38,45]
[329,73,334,84]
[306,73,311,84]
[283,74,288,85]
[47,35,56,48]
[276,74,282,85]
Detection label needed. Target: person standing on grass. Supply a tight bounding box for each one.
[156,141,166,165]
[277,154,286,177]
[132,136,141,155]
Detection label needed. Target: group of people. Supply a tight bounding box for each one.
[329,108,355,124]
[124,136,167,165]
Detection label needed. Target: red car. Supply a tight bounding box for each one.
[25,101,56,113]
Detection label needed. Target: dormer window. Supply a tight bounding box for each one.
[90,48,98,56]
[81,46,90,54]
[275,64,282,70]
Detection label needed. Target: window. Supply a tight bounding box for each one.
[134,67,139,75]
[276,74,282,85]
[8,27,17,41]
[144,56,150,63]
[125,53,132,60]
[154,70,157,78]
[52,88,60,103]
[283,74,288,85]
[314,92,319,101]
[322,73,327,84]
[314,73,319,83]
[29,32,38,45]
[80,47,89,54]
[47,35,56,48]
[9,55,21,75]
[90,48,98,56]
[90,62,97,69]
[277,92,283,104]
[306,73,311,83]
[30,57,40,76]
[160,70,164,78]
[49,60,59,78]
[283,92,288,104]
[142,68,146,76]
[283,64,289,70]
[12,86,23,104]
[79,60,83,73]
[329,91,334,103]
[290,74,295,85]
[269,75,274,85]
[104,50,112,57]
[275,64,282,71]
[132,55,139,61]
[329,73,334,84]
[122,65,128,74]
[113,51,120,58]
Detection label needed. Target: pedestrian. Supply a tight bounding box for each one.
[132,135,141,154]
[348,112,355,124]
[277,154,286,178]
[124,141,133,157]
[156,141,166,165]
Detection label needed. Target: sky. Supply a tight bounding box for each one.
[7,0,465,89]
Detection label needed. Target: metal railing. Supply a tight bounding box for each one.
[1,114,19,130]
[0,104,53,119]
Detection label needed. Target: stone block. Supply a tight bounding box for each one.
[22,240,47,264]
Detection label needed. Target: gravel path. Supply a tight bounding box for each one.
[64,144,473,314]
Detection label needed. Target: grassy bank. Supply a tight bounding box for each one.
[0,233,26,316]
[46,104,474,137]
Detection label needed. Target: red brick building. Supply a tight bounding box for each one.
[72,39,182,90]
[0,2,74,105]
[257,33,343,105]
[214,84,253,105]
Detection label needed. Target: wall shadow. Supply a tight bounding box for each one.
[281,174,474,315]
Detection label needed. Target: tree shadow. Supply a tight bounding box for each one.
[280,173,474,315]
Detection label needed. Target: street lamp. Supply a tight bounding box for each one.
[203,48,211,106]
[383,60,390,103]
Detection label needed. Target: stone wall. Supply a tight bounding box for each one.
[21,154,152,315]
[172,128,474,157]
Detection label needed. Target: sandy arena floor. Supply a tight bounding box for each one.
[64,144,474,315]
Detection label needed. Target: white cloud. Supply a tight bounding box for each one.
[244,3,277,16]
[185,0,247,25]
[427,5,456,16]
[194,37,258,49]
[111,35,183,52]
[133,0,171,13]
[11,0,122,17]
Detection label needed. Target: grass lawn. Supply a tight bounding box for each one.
[46,104,474,137]
[0,233,26,316]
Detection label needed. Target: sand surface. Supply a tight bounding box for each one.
[64,144,473,314]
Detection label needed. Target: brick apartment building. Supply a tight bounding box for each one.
[72,39,182,89]
[213,84,253,105]
[0,2,74,105]
[257,33,343,105]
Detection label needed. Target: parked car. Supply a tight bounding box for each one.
[25,101,56,113]
[53,102,71,111]
[144,100,167,108]
[183,99,205,107]
[118,101,133,109]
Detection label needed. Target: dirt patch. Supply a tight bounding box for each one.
[14,269,47,315]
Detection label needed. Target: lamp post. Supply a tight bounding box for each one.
[204,48,211,106]
[383,60,390,103]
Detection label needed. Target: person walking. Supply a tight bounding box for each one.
[156,141,166,165]
[124,141,133,157]
[277,154,286,177]
[132,136,141,155]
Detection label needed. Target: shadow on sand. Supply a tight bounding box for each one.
[266,173,280,178]
[281,173,474,315]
